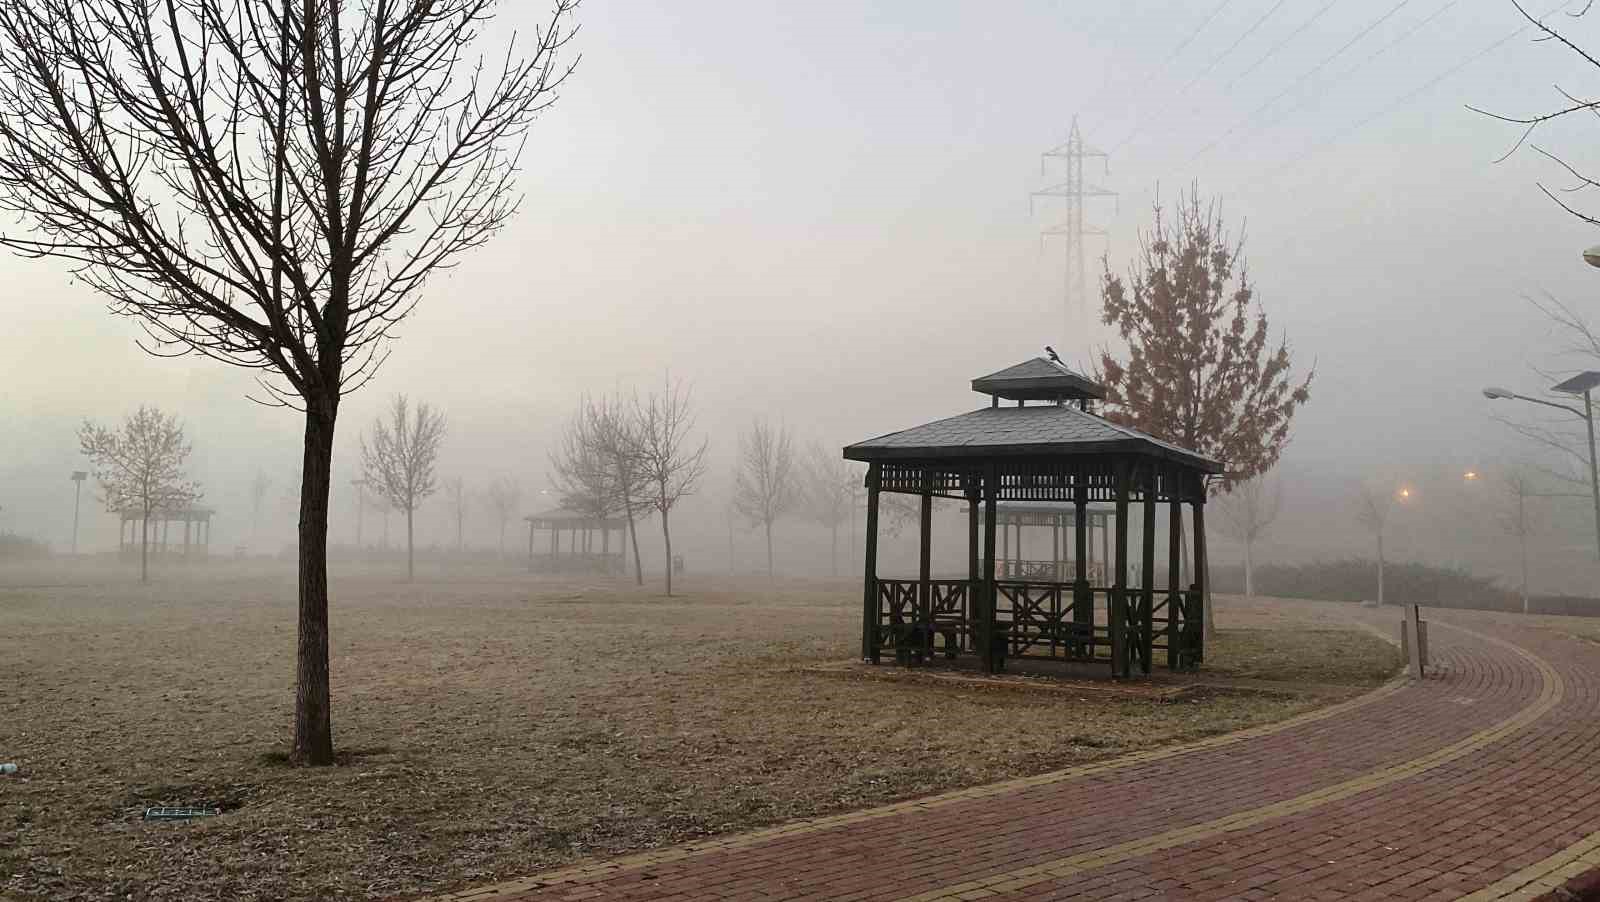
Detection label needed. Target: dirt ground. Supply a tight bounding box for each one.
[1,560,1399,902]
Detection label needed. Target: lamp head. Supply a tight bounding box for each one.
[1584,245,1600,269]
[1483,387,1514,400]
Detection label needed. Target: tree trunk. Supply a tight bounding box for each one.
[294,402,336,766]
[765,520,774,579]
[498,520,506,559]
[625,505,644,586]
[406,507,415,582]
[1243,536,1253,600]
[662,509,674,597]
[140,512,149,583]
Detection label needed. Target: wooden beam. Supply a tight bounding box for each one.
[1113,462,1131,678]
[981,465,999,674]
[1168,486,1182,670]
[1193,491,1209,664]
[1141,466,1157,676]
[1074,477,1090,657]
[919,468,934,659]
[967,481,980,656]
[862,463,882,663]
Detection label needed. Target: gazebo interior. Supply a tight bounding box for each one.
[843,356,1222,678]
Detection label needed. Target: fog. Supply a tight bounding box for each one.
[4,0,1600,591]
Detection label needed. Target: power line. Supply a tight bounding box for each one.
[1111,0,1294,154]
[1090,0,1237,137]
[1193,0,1417,161]
[1223,0,1341,94]
[1249,0,1458,138]
[1266,0,1571,179]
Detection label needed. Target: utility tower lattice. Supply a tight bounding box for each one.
[1032,117,1117,339]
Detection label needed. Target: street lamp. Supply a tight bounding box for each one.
[1482,374,1600,560]
[70,470,88,555]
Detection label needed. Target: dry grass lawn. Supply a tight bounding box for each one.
[1,561,1399,902]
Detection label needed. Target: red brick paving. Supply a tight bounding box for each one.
[424,612,1600,901]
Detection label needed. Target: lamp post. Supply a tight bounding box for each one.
[70,470,87,555]
[1483,377,1600,560]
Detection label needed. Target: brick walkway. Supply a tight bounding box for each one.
[421,613,1600,901]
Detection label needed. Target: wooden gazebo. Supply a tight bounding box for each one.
[524,507,628,575]
[117,506,213,561]
[843,356,1221,678]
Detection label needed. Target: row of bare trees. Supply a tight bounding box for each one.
[551,379,709,595]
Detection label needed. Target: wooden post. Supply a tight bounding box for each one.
[862,464,882,663]
[919,468,933,659]
[1074,478,1090,656]
[967,482,980,656]
[1113,463,1131,678]
[1193,497,1208,661]
[981,466,999,674]
[1141,466,1157,675]
[1168,490,1182,670]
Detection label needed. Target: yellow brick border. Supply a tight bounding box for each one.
[895,622,1565,901]
[415,675,1409,899]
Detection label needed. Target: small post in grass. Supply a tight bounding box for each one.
[1400,603,1427,679]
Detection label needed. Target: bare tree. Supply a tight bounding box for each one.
[486,475,522,559]
[361,396,446,582]
[1355,484,1405,606]
[734,418,797,579]
[79,406,201,583]
[1499,471,1538,615]
[801,441,854,578]
[1214,476,1282,600]
[444,477,468,553]
[549,404,626,566]
[250,468,273,547]
[633,378,708,595]
[0,0,577,765]
[589,395,648,585]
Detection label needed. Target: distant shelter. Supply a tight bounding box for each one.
[525,507,629,575]
[117,507,214,561]
[843,356,1221,677]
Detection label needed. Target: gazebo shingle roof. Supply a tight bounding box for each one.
[842,404,1223,473]
[971,356,1107,402]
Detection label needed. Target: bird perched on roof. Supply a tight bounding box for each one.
[1044,346,1062,364]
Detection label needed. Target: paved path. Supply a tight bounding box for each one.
[423,612,1600,902]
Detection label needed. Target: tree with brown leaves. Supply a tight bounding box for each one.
[1099,190,1312,491]
[0,0,577,765]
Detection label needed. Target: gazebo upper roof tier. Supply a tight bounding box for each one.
[971,356,1107,402]
[843,403,1223,474]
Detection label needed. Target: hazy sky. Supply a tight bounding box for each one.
[5,0,1600,565]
